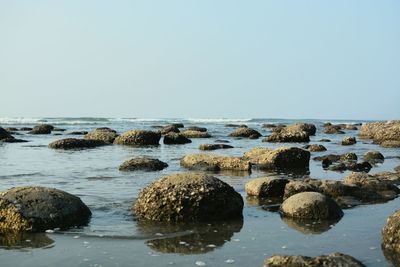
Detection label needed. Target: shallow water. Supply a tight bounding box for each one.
[0,118,399,267]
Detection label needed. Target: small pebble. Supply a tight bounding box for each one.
[225,259,235,264]
[206,244,216,248]
[45,229,54,233]
[195,261,206,266]
[281,245,287,249]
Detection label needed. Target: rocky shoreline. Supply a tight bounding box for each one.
[1,119,400,266]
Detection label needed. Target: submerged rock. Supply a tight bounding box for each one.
[29,124,54,134]
[303,144,327,152]
[199,144,233,151]
[342,136,357,146]
[133,173,243,222]
[20,127,33,131]
[119,157,168,171]
[84,128,118,144]
[280,192,343,220]
[163,133,191,144]
[181,130,211,138]
[244,147,310,172]
[245,177,289,197]
[114,130,161,146]
[180,154,250,171]
[229,127,262,139]
[0,186,91,232]
[328,161,372,173]
[68,131,88,135]
[0,231,54,249]
[264,252,366,267]
[48,138,106,149]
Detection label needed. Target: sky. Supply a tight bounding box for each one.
[0,1,399,120]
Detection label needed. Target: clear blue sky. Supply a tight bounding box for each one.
[1,1,399,120]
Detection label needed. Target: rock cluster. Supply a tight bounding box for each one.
[359,120,400,147]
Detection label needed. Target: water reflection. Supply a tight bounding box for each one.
[0,231,54,249]
[137,219,243,254]
[281,216,341,234]
[246,196,282,212]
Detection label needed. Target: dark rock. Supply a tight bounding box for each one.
[215,139,230,143]
[52,128,66,132]
[133,173,243,222]
[84,128,118,144]
[1,138,28,143]
[342,136,357,146]
[199,144,233,151]
[20,127,33,131]
[319,139,331,142]
[303,144,327,152]
[225,124,247,128]
[169,123,184,128]
[229,127,262,139]
[68,131,89,135]
[48,138,106,149]
[264,252,366,267]
[322,158,332,168]
[262,124,277,128]
[245,177,289,197]
[181,154,250,171]
[29,124,54,134]
[114,130,161,146]
[0,186,91,232]
[119,157,168,171]
[163,133,191,144]
[280,192,343,220]
[0,127,14,140]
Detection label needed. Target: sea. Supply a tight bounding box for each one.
[0,117,399,267]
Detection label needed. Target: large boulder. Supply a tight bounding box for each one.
[199,144,233,151]
[163,133,191,144]
[342,136,357,146]
[29,124,54,134]
[245,177,289,197]
[181,130,211,138]
[244,147,310,171]
[359,121,400,147]
[382,210,400,266]
[48,138,106,149]
[133,173,243,222]
[264,252,365,267]
[0,186,91,232]
[284,123,316,136]
[84,128,118,144]
[180,154,250,171]
[229,127,262,139]
[119,157,168,171]
[114,130,161,146]
[280,192,343,220]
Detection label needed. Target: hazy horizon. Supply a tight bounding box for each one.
[1,1,399,120]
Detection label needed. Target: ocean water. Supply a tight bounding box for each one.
[0,117,399,267]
